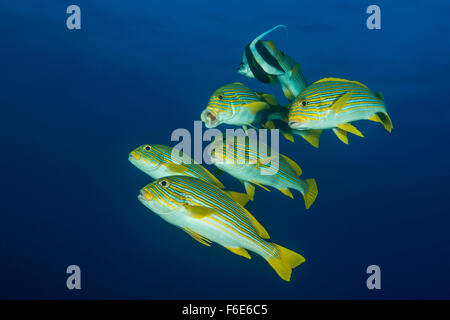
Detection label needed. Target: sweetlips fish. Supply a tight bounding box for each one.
[129,144,224,188]
[200,82,293,139]
[138,175,305,281]
[208,135,318,209]
[288,78,393,144]
[237,25,308,101]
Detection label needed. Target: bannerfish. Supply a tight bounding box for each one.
[288,78,393,144]
[237,25,308,101]
[208,135,318,209]
[129,144,224,188]
[200,82,293,141]
[138,175,305,281]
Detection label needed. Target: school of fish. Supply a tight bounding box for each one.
[129,25,393,282]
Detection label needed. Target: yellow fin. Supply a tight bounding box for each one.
[282,85,294,101]
[289,63,300,80]
[266,243,305,282]
[282,132,294,143]
[370,112,393,133]
[337,123,364,137]
[332,127,348,144]
[264,40,277,54]
[246,101,269,114]
[264,121,275,129]
[293,129,322,148]
[315,77,368,89]
[165,162,187,173]
[332,91,353,113]
[303,179,318,209]
[244,182,255,201]
[184,228,212,247]
[204,169,225,189]
[226,191,251,207]
[261,93,278,106]
[250,180,271,192]
[184,204,216,219]
[281,155,302,176]
[226,246,251,259]
[279,188,294,199]
[240,206,270,239]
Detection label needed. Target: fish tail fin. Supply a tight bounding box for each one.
[266,243,305,282]
[302,178,318,209]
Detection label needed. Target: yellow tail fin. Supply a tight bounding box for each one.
[303,179,318,209]
[266,243,305,282]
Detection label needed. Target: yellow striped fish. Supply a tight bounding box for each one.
[138,175,305,281]
[129,144,224,188]
[288,78,393,144]
[200,82,285,131]
[208,136,318,209]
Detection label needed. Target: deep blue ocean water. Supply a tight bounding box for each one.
[1,0,449,299]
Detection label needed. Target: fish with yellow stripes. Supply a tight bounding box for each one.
[288,78,393,144]
[129,144,224,188]
[138,175,305,281]
[237,25,308,101]
[200,82,290,135]
[208,135,318,209]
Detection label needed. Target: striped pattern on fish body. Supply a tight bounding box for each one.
[138,176,305,281]
[209,136,318,209]
[201,82,280,128]
[288,78,393,143]
[129,144,224,188]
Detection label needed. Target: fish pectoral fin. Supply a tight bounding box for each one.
[332,91,353,113]
[279,188,294,199]
[184,204,216,219]
[369,112,393,133]
[282,85,294,101]
[293,129,322,148]
[289,63,300,80]
[261,93,278,106]
[184,228,212,247]
[246,101,270,114]
[225,246,251,259]
[281,155,302,176]
[164,162,187,173]
[337,123,364,137]
[244,182,255,201]
[250,180,271,192]
[226,191,251,207]
[282,132,295,143]
[303,179,318,210]
[333,127,349,144]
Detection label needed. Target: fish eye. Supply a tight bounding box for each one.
[159,180,170,187]
[218,94,224,100]
[143,145,151,151]
[301,101,308,107]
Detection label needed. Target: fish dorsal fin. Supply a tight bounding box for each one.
[240,206,270,239]
[184,228,212,247]
[289,63,300,80]
[279,188,294,199]
[315,78,369,89]
[281,155,302,176]
[232,82,244,85]
[203,170,225,189]
[332,127,349,144]
[261,93,278,106]
[184,204,217,219]
[225,246,251,259]
[332,91,353,113]
[226,191,251,207]
[337,123,364,137]
[246,101,270,114]
[252,24,288,45]
[250,180,271,192]
[165,162,187,173]
[375,91,384,101]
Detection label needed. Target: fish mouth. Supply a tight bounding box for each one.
[201,109,218,128]
[129,151,141,161]
[139,189,153,201]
